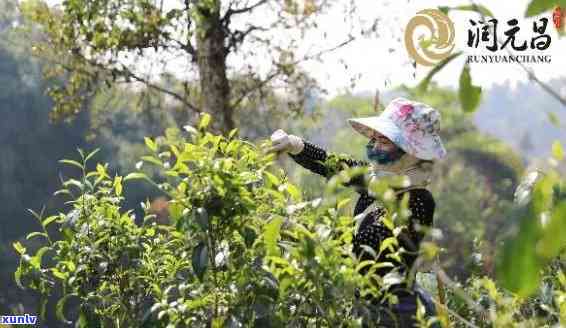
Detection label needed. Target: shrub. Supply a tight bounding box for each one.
[14,115,402,327]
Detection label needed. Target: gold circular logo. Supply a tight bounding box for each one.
[404,9,455,66]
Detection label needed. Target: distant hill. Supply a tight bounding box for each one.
[474,78,566,164]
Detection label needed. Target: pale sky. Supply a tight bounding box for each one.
[292,0,566,98]
[42,0,566,99]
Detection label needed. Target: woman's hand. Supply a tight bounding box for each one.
[268,129,304,155]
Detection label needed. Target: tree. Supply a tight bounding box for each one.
[20,0,358,134]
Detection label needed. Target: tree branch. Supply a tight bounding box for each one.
[495,36,566,107]
[225,24,268,53]
[170,39,197,63]
[52,50,201,113]
[230,35,356,110]
[224,0,269,19]
[300,35,356,62]
[182,0,198,62]
[433,264,489,319]
[431,296,480,328]
[118,66,201,113]
[230,69,281,110]
[515,61,566,107]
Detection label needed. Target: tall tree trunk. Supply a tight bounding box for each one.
[195,2,233,135]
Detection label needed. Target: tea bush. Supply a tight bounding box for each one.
[14,114,566,327]
[14,115,414,327]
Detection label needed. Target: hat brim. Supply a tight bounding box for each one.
[347,116,447,160]
[348,116,403,145]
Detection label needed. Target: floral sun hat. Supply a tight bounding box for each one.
[347,97,447,161]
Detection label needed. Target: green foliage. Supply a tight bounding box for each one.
[525,0,566,17]
[12,104,566,327]
[6,0,566,324]
[552,141,565,161]
[430,167,566,326]
[441,258,566,327]
[438,4,495,17]
[411,12,483,114]
[15,116,422,327]
[458,64,482,113]
[446,131,524,198]
[416,52,462,95]
[303,85,566,327]
[18,0,337,134]
[498,170,566,297]
[0,3,99,320]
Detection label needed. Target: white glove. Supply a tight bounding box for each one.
[268,129,304,155]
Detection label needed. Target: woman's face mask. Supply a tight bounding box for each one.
[366,138,405,164]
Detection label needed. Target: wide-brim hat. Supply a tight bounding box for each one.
[348,97,447,161]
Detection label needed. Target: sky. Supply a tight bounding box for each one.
[42,0,566,99]
[290,0,566,98]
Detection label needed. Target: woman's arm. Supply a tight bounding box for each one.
[289,139,369,191]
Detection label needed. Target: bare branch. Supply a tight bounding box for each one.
[431,297,480,328]
[170,39,197,62]
[516,61,566,107]
[230,35,356,110]
[300,35,356,62]
[226,24,268,53]
[119,67,201,113]
[182,0,197,62]
[231,69,281,109]
[495,35,566,107]
[44,49,201,113]
[224,0,269,19]
[76,52,201,112]
[433,264,489,318]
[373,89,381,112]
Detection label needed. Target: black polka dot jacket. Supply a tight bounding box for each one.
[289,140,435,279]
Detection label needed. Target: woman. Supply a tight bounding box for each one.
[268,97,446,327]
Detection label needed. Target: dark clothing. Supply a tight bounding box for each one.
[289,140,437,327]
[364,288,419,327]
[359,283,439,327]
